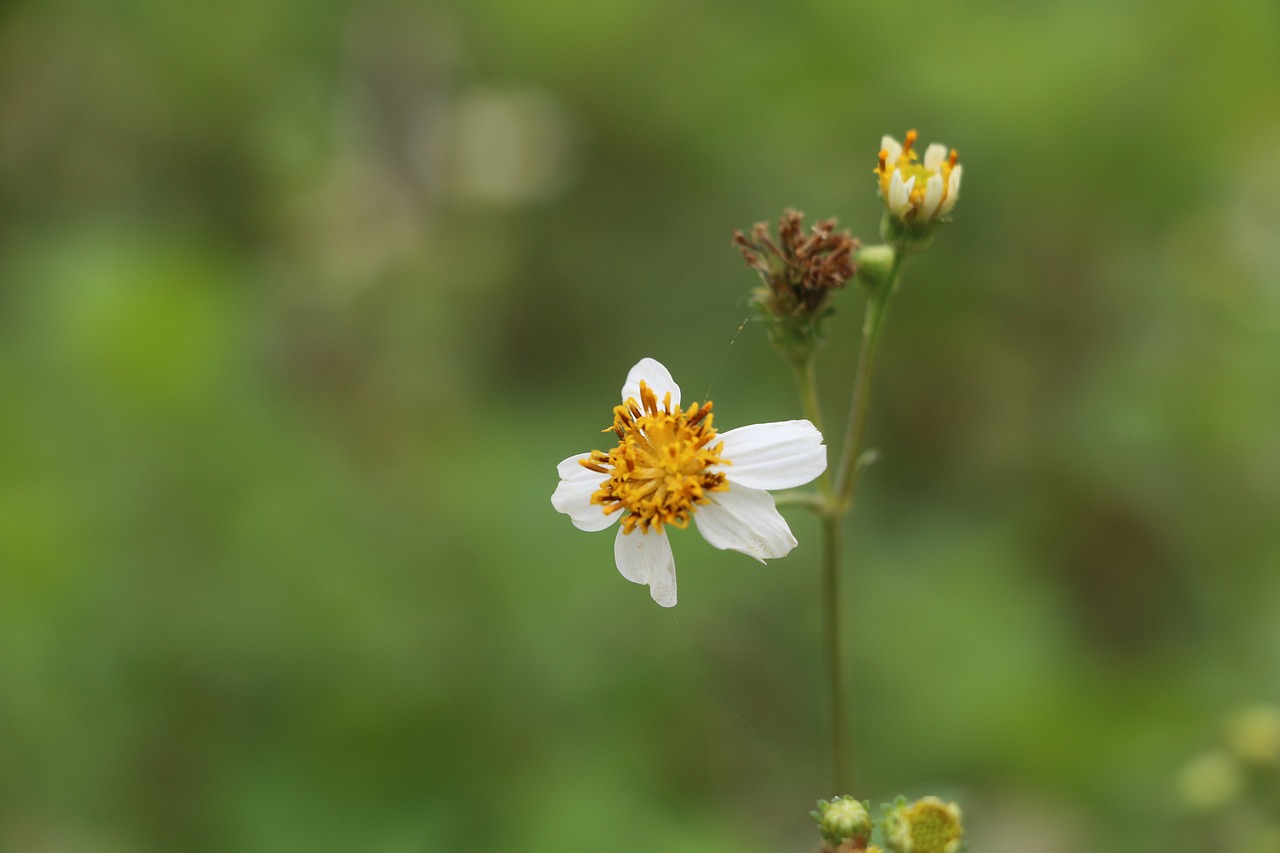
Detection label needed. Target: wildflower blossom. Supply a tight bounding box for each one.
[875,130,962,229]
[551,358,826,607]
[884,796,964,853]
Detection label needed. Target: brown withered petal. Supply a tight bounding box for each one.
[734,209,858,314]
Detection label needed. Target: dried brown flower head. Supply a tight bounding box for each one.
[733,209,858,359]
[734,209,858,316]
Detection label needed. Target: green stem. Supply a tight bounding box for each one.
[820,511,849,791]
[823,256,904,793]
[790,356,824,433]
[784,255,903,794]
[791,355,849,789]
[834,264,900,508]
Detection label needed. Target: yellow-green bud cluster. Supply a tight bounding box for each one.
[812,794,965,853]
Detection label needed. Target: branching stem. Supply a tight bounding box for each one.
[787,254,904,794]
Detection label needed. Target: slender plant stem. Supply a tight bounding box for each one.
[784,256,903,794]
[834,265,899,508]
[790,357,825,435]
[822,257,903,793]
[791,355,848,789]
[820,511,849,791]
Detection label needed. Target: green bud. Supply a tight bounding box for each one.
[854,245,897,295]
[813,796,872,847]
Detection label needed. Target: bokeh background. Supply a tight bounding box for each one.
[3,0,1279,850]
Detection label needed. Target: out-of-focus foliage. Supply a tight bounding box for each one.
[1,0,1279,850]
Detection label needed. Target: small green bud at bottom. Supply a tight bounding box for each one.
[814,796,872,846]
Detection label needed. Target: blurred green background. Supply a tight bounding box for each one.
[2,0,1279,850]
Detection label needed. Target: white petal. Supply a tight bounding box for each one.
[940,165,962,215]
[551,453,617,532]
[694,486,797,563]
[880,135,902,164]
[888,171,914,216]
[614,527,677,607]
[714,420,826,490]
[621,357,681,409]
[919,173,944,222]
[555,453,595,480]
[923,143,947,171]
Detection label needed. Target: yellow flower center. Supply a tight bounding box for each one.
[895,798,963,853]
[875,129,960,219]
[580,380,729,535]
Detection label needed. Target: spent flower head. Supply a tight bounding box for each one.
[734,209,858,361]
[551,358,826,606]
[875,130,962,248]
[883,796,965,853]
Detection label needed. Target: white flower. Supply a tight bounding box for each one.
[875,129,962,228]
[551,357,826,607]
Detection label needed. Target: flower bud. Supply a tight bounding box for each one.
[812,796,872,847]
[854,244,897,295]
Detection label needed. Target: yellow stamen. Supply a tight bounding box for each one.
[581,381,730,534]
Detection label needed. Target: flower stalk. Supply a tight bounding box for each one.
[555,127,963,827]
[806,251,902,793]
[736,128,960,793]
